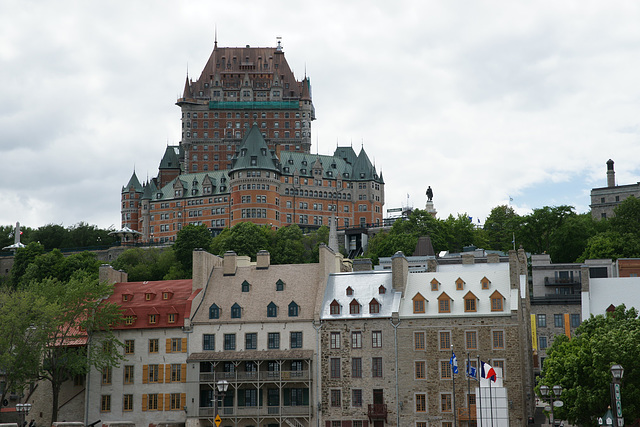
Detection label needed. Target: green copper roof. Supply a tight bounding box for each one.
[123,171,143,193]
[231,125,280,173]
[159,146,180,170]
[279,147,383,183]
[152,170,231,201]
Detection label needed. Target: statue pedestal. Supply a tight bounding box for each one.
[425,201,437,218]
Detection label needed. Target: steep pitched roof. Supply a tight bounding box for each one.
[123,171,143,193]
[159,146,181,170]
[353,147,375,181]
[231,125,280,173]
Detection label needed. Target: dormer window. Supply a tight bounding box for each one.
[431,279,440,291]
[369,299,380,314]
[330,300,341,315]
[267,302,278,317]
[276,279,284,291]
[288,301,299,317]
[481,277,491,289]
[378,285,386,294]
[242,280,250,292]
[145,292,155,301]
[464,291,478,312]
[456,278,465,291]
[122,293,133,302]
[231,303,242,319]
[413,293,426,314]
[438,292,452,313]
[349,299,361,314]
[346,286,354,296]
[148,314,157,324]
[490,291,505,312]
[209,304,220,319]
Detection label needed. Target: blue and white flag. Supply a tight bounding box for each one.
[450,352,459,375]
[466,360,477,379]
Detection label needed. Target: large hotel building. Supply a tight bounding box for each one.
[122,40,384,243]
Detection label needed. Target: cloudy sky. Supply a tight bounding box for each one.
[2,0,640,230]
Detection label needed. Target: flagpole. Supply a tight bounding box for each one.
[466,353,471,415]
[489,376,494,427]
[477,355,482,427]
[451,345,457,427]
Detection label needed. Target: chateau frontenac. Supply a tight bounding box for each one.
[121,40,384,243]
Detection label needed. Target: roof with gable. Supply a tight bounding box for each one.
[279,148,384,183]
[320,270,401,319]
[399,263,514,318]
[152,170,231,201]
[106,279,200,330]
[231,125,280,173]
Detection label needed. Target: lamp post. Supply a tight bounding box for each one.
[212,379,229,425]
[540,384,562,427]
[610,364,624,427]
[15,403,31,427]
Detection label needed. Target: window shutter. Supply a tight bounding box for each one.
[363,422,368,427]
[142,365,148,384]
[158,393,164,411]
[180,393,186,410]
[325,422,331,427]
[165,365,172,382]
[158,364,164,383]
[283,388,290,406]
[238,390,245,406]
[181,364,187,383]
[343,422,352,427]
[303,389,309,405]
[182,338,187,352]
[166,338,172,353]
[164,394,171,411]
[142,394,148,411]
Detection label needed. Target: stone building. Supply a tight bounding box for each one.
[86,271,201,426]
[590,159,640,219]
[184,246,345,427]
[121,41,385,243]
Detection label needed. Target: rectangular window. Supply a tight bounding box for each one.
[102,367,112,385]
[171,364,182,382]
[372,331,382,348]
[203,334,215,351]
[352,389,363,407]
[268,332,280,349]
[330,389,341,407]
[100,395,111,412]
[554,314,564,328]
[416,393,427,412]
[352,357,362,378]
[148,364,159,383]
[148,394,159,410]
[124,365,134,384]
[331,331,341,349]
[439,331,451,350]
[492,359,505,379]
[123,394,133,411]
[539,336,548,349]
[351,331,362,349]
[414,332,425,350]
[170,393,182,410]
[149,339,159,353]
[466,331,477,350]
[170,338,182,352]
[242,332,257,350]
[124,340,135,355]
[290,331,303,348]
[492,330,504,349]
[465,297,476,312]
[224,334,236,350]
[330,358,341,378]
[570,313,581,328]
[415,361,426,379]
[440,360,452,379]
[244,389,258,406]
[372,357,383,377]
[537,314,547,327]
[441,393,452,412]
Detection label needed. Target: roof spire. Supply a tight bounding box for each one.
[214,25,218,49]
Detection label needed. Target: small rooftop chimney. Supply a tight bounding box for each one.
[607,159,615,188]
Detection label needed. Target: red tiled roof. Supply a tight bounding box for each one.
[107,279,200,330]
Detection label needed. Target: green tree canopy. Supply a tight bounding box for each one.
[540,305,640,426]
[10,242,45,288]
[172,225,214,273]
[483,205,521,252]
[210,222,272,260]
[111,247,185,281]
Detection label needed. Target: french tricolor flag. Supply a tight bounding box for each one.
[481,361,497,382]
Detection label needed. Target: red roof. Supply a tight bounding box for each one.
[108,279,200,330]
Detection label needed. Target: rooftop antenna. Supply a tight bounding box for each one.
[214,25,218,49]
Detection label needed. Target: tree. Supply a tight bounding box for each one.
[519,206,576,256]
[30,224,68,249]
[610,196,640,235]
[540,305,640,426]
[111,247,184,281]
[440,213,487,253]
[271,225,305,264]
[0,290,56,405]
[19,249,102,288]
[9,242,44,288]
[483,205,521,252]
[302,225,330,263]
[172,225,214,273]
[548,213,599,263]
[31,274,123,423]
[210,222,272,260]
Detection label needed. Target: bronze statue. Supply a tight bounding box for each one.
[426,186,433,201]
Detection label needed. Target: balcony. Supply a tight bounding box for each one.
[199,370,310,383]
[544,277,580,287]
[198,405,311,418]
[368,404,388,422]
[458,405,477,421]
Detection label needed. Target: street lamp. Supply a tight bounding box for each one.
[212,379,229,424]
[610,364,624,427]
[540,384,562,426]
[15,403,32,427]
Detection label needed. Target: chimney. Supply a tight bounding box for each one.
[257,250,270,269]
[99,264,127,285]
[461,253,475,265]
[487,253,500,263]
[391,251,408,293]
[353,258,372,271]
[223,251,237,276]
[607,159,615,187]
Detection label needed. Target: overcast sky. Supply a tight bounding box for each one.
[2,1,640,230]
